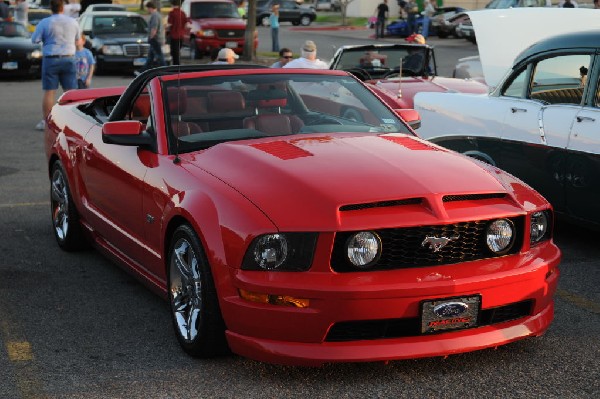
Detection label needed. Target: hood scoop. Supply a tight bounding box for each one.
[340,198,423,212]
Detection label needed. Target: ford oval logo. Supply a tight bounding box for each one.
[433,302,469,317]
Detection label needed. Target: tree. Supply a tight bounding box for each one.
[339,0,357,26]
[242,0,258,61]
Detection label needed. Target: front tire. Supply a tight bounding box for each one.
[168,224,228,358]
[50,162,88,251]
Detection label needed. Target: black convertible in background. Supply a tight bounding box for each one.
[0,21,42,78]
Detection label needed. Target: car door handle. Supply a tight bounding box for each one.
[576,116,595,123]
[511,107,527,113]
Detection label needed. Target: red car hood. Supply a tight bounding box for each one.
[182,133,512,229]
[368,77,488,108]
[191,18,246,29]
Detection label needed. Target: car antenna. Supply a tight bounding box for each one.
[173,57,182,164]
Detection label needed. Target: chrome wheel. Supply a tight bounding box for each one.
[170,237,202,342]
[51,167,69,242]
[49,162,87,251]
[167,224,228,357]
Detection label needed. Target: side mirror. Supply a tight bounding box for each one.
[395,109,421,130]
[102,121,153,146]
[83,30,93,39]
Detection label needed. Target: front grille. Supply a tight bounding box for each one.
[216,29,244,39]
[325,300,533,342]
[330,217,524,272]
[123,44,149,57]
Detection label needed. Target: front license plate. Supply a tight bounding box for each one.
[225,41,238,48]
[421,295,481,334]
[133,57,146,66]
[2,61,18,70]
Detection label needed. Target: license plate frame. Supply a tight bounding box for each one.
[420,295,481,334]
[133,57,146,66]
[2,61,18,70]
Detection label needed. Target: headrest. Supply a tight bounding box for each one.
[167,87,188,115]
[247,89,287,108]
[207,91,246,112]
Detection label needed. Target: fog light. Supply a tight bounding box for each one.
[486,219,514,254]
[346,231,381,268]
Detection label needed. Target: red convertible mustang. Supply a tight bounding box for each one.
[45,65,561,366]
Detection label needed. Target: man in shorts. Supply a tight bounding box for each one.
[32,0,80,130]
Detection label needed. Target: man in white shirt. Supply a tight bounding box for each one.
[283,40,328,69]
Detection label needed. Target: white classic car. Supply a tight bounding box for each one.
[414,8,600,229]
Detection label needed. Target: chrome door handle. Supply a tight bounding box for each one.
[511,107,527,113]
[576,116,595,122]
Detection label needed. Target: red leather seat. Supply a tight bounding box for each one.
[168,87,203,137]
[206,91,247,130]
[243,97,304,135]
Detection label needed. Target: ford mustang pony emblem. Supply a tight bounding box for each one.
[421,235,459,252]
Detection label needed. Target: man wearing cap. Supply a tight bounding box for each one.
[31,0,80,130]
[283,40,328,69]
[211,48,239,65]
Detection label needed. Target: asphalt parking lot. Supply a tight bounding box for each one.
[0,24,599,399]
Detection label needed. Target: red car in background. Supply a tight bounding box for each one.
[45,65,560,366]
[329,43,488,110]
[181,0,257,59]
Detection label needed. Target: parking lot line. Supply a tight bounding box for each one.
[556,288,600,315]
[0,201,48,208]
[1,305,44,398]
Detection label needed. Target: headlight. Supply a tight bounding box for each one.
[486,219,515,254]
[30,50,42,59]
[242,233,318,271]
[346,231,381,269]
[198,29,215,37]
[530,211,549,244]
[101,45,123,55]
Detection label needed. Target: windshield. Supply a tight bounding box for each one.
[92,16,147,35]
[333,47,432,78]
[163,73,411,153]
[190,2,240,18]
[0,21,29,38]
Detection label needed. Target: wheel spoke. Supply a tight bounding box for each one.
[51,179,65,203]
[174,240,193,281]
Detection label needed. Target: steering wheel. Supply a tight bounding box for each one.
[343,68,372,81]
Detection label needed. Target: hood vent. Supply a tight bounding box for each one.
[340,198,422,212]
[443,193,506,202]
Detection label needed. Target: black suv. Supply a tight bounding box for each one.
[256,0,316,27]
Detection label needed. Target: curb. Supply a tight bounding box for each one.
[289,25,368,31]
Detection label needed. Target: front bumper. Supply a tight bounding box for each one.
[221,241,560,366]
[193,37,258,55]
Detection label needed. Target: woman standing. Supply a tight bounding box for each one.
[270,4,280,53]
